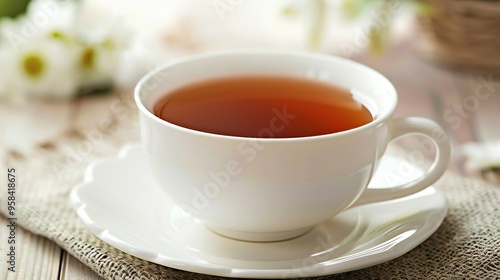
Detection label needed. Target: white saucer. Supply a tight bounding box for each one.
[70,145,447,279]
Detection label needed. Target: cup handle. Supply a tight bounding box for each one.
[351,117,451,207]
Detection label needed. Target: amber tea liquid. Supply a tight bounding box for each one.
[153,76,373,138]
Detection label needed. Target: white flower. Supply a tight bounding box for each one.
[0,0,80,101]
[75,0,132,89]
[26,0,79,37]
[15,39,80,99]
[76,42,119,89]
[8,36,80,100]
[0,0,134,102]
[462,140,500,171]
[0,0,79,50]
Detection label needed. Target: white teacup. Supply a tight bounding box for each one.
[135,51,450,242]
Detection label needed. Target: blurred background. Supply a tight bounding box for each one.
[1,1,499,278]
[1,0,499,180]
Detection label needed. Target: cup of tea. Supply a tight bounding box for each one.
[135,51,450,242]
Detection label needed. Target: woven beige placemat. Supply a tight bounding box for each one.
[1,93,499,279]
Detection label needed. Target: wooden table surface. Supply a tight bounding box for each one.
[1,33,499,280]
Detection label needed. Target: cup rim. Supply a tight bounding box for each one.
[134,50,397,142]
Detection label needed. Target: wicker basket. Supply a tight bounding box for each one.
[417,0,500,71]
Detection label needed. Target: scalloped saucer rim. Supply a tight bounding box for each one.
[70,145,447,279]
